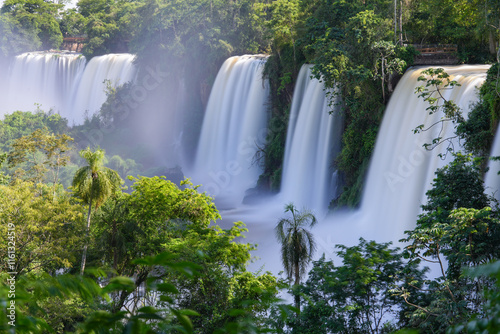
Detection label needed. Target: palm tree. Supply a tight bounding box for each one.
[275,202,317,310]
[72,147,122,275]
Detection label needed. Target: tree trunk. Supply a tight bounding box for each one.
[381,56,386,103]
[399,0,403,45]
[394,0,397,44]
[489,30,497,55]
[113,220,118,271]
[80,200,92,275]
[294,261,300,312]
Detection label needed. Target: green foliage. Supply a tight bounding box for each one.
[0,273,101,333]
[127,176,220,229]
[7,127,73,185]
[131,0,265,78]
[72,147,123,209]
[79,0,141,57]
[0,250,280,333]
[402,153,491,268]
[1,0,63,50]
[107,154,142,181]
[0,180,85,276]
[0,111,72,185]
[413,67,463,154]
[0,110,69,153]
[0,12,40,59]
[275,203,317,285]
[286,239,426,334]
[72,146,123,275]
[399,153,500,332]
[165,221,279,333]
[0,257,197,333]
[275,203,317,310]
[457,101,494,157]
[447,207,500,274]
[449,260,500,334]
[59,8,87,37]
[257,45,304,191]
[85,175,281,332]
[404,0,495,62]
[414,65,500,161]
[454,62,500,158]
[253,0,300,56]
[481,63,500,123]
[419,153,489,227]
[0,153,10,185]
[292,2,408,206]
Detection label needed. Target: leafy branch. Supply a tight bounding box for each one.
[414,68,462,158]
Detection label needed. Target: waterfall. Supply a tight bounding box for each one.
[1,52,137,124]
[70,53,137,124]
[2,52,86,120]
[356,65,490,241]
[484,119,500,202]
[280,65,343,214]
[222,65,491,276]
[192,55,269,207]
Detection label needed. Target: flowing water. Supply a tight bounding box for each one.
[280,65,343,214]
[1,51,493,277]
[191,55,270,208]
[356,65,490,242]
[2,52,86,120]
[1,52,136,124]
[226,65,490,275]
[69,53,137,124]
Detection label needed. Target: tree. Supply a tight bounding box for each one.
[7,127,73,188]
[292,239,426,334]
[72,147,122,275]
[1,0,63,50]
[86,176,280,331]
[275,202,317,310]
[296,4,408,205]
[0,12,40,60]
[398,153,499,331]
[0,153,9,185]
[413,68,463,155]
[449,260,500,334]
[59,8,87,38]
[0,180,84,276]
[0,110,69,154]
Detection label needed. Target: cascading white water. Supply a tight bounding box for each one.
[69,53,137,124]
[192,55,269,207]
[484,120,500,202]
[355,65,490,242]
[1,52,137,125]
[280,65,343,214]
[1,50,492,277]
[229,65,490,276]
[2,52,86,119]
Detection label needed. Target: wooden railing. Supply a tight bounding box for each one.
[413,44,458,54]
[63,37,87,43]
[62,37,86,52]
[411,44,459,65]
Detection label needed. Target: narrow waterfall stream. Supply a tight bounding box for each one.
[280,65,343,214]
[192,55,269,208]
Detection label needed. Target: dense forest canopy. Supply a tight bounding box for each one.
[1,0,499,193]
[1,0,500,333]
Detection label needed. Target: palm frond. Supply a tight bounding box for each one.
[72,148,123,207]
[275,202,317,284]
